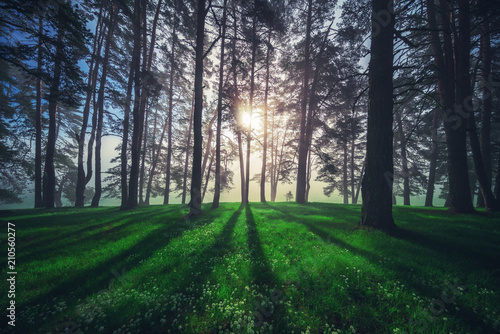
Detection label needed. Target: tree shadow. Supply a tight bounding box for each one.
[388,227,500,272]
[17,208,181,263]
[19,205,215,313]
[264,203,499,333]
[245,204,287,333]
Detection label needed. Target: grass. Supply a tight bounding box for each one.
[0,202,499,333]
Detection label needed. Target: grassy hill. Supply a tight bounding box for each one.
[1,203,499,333]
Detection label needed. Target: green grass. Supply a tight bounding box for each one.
[1,202,499,333]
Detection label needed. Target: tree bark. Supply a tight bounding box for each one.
[494,151,500,200]
[202,149,214,202]
[260,30,271,203]
[295,0,312,204]
[360,0,396,230]
[34,16,43,208]
[477,18,492,208]
[457,0,496,211]
[425,0,474,213]
[189,0,207,215]
[182,98,194,204]
[91,5,116,208]
[126,0,145,209]
[232,2,246,204]
[75,5,103,207]
[144,107,158,205]
[425,107,439,206]
[120,61,135,209]
[396,109,410,205]
[245,6,257,204]
[163,22,176,205]
[271,119,290,202]
[270,105,276,202]
[343,142,348,204]
[350,137,356,204]
[354,156,365,204]
[139,104,149,205]
[212,0,228,209]
[43,28,64,209]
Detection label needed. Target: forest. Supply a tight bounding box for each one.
[1,0,500,333]
[0,0,497,221]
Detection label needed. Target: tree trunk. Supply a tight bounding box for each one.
[272,120,290,202]
[477,18,492,208]
[139,104,149,205]
[343,142,348,204]
[295,0,312,204]
[144,107,158,205]
[201,110,217,185]
[425,0,474,213]
[182,98,194,204]
[396,109,410,205]
[350,137,356,204]
[163,22,176,205]
[360,0,396,230]
[306,148,312,202]
[425,107,439,206]
[232,3,245,204]
[35,16,43,208]
[75,5,103,207]
[91,6,116,208]
[354,156,365,205]
[212,0,228,209]
[202,150,214,202]
[120,62,135,209]
[260,30,271,203]
[467,108,497,210]
[43,28,64,209]
[457,0,496,211]
[270,106,275,202]
[189,0,206,215]
[494,151,500,200]
[245,7,257,204]
[126,0,144,209]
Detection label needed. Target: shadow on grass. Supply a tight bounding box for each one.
[388,227,500,273]
[154,205,243,333]
[264,203,499,333]
[20,205,213,312]
[245,204,287,333]
[17,207,182,263]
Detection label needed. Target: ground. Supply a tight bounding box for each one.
[0,202,499,333]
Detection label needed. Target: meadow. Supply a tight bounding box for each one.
[0,202,499,333]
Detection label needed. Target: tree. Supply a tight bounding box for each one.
[188,0,207,216]
[126,0,145,210]
[425,0,474,213]
[360,0,396,230]
[91,1,118,207]
[212,0,228,209]
[43,1,89,209]
[75,2,105,208]
[295,0,313,204]
[163,5,176,205]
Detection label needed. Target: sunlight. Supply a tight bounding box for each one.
[241,111,252,129]
[239,108,262,131]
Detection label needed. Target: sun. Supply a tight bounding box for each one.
[241,111,252,129]
[239,108,262,131]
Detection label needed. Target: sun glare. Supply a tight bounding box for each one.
[239,108,262,131]
[241,112,252,129]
